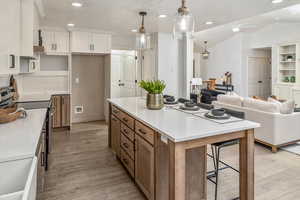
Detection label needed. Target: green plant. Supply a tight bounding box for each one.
[139,80,166,94]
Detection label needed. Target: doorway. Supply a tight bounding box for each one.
[248,56,272,99]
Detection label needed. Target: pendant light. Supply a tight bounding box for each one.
[173,0,195,39]
[136,11,150,50]
[202,41,210,59]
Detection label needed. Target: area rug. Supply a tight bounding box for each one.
[281,142,300,155]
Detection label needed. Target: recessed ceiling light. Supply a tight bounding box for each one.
[206,21,214,25]
[158,14,167,18]
[67,23,75,27]
[72,2,82,7]
[232,27,240,32]
[131,29,137,33]
[272,0,283,4]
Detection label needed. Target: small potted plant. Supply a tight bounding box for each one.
[139,80,166,110]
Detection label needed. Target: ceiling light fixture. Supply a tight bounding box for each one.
[206,21,214,25]
[72,2,82,7]
[136,11,151,50]
[67,23,75,27]
[173,0,194,39]
[202,41,210,59]
[272,0,283,4]
[158,14,168,18]
[131,29,138,33]
[232,27,240,32]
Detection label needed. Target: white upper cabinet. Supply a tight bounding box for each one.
[42,30,70,54]
[71,31,111,54]
[0,0,21,74]
[21,0,34,57]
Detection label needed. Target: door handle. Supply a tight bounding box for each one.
[9,54,15,69]
[258,81,263,83]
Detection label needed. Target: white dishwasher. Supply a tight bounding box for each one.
[0,157,37,200]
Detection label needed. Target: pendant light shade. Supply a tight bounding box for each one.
[136,11,150,50]
[173,0,194,39]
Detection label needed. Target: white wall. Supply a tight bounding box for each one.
[201,22,300,97]
[72,55,105,123]
[111,34,135,50]
[202,34,243,95]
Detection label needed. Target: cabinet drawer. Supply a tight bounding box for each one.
[135,121,155,145]
[121,148,134,178]
[121,123,135,142]
[111,105,122,119]
[121,133,134,160]
[120,112,135,130]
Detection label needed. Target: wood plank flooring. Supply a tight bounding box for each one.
[40,121,300,200]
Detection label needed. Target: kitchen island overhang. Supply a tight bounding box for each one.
[107,97,260,200]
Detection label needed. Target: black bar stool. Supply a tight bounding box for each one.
[207,108,245,200]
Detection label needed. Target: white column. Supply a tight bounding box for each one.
[179,34,194,98]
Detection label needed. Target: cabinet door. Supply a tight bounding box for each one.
[111,114,121,158]
[37,133,45,194]
[43,31,55,53]
[135,135,154,200]
[52,96,61,128]
[0,0,21,75]
[293,89,300,107]
[273,85,292,100]
[55,32,69,53]
[20,0,34,57]
[71,31,90,53]
[92,33,111,54]
[61,95,70,127]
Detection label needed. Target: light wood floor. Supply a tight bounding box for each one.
[40,121,300,200]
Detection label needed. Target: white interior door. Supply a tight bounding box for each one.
[120,53,137,97]
[248,57,272,99]
[111,50,138,98]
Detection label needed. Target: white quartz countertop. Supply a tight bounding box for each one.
[18,91,70,102]
[0,109,47,163]
[108,97,260,142]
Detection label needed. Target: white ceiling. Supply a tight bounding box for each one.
[194,3,300,49]
[41,0,300,35]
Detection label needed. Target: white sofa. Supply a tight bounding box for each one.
[213,96,300,152]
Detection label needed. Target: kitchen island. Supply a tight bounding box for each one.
[107,97,260,200]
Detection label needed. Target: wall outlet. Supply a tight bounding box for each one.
[75,106,83,114]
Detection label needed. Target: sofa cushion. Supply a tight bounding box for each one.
[244,98,280,113]
[268,98,295,114]
[217,94,243,107]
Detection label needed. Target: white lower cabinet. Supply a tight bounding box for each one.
[0,157,37,200]
[292,88,300,107]
[273,84,293,100]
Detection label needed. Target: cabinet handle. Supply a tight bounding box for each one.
[138,129,147,135]
[123,143,129,149]
[9,54,15,69]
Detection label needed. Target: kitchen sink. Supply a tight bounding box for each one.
[0,157,37,200]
